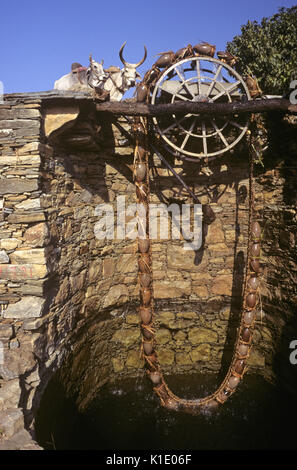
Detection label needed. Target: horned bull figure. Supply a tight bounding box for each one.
[53,56,108,91]
[103,42,147,101]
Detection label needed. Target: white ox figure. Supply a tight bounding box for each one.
[54,56,108,92]
[103,42,147,101]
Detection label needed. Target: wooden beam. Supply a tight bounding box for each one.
[96,98,297,116]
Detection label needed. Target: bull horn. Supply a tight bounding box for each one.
[119,41,147,68]
[101,59,104,65]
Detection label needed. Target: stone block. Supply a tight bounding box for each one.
[209,243,228,254]
[211,275,232,296]
[44,105,79,137]
[125,314,139,325]
[0,178,38,195]
[0,128,14,139]
[126,349,144,368]
[14,198,41,210]
[176,352,192,365]
[0,408,24,438]
[154,282,191,299]
[155,328,172,345]
[103,258,115,278]
[7,212,45,223]
[167,245,208,271]
[0,109,40,119]
[69,270,86,293]
[10,248,46,265]
[188,328,218,344]
[116,254,137,274]
[157,312,175,327]
[18,142,39,155]
[9,338,19,350]
[173,331,187,343]
[20,283,44,296]
[111,328,140,347]
[0,250,9,263]
[0,429,42,450]
[0,378,21,411]
[191,285,209,298]
[190,344,211,362]
[0,323,13,340]
[0,155,41,167]
[24,223,49,247]
[112,357,124,372]
[0,264,48,280]
[22,316,48,331]
[103,284,129,308]
[3,296,45,319]
[0,349,35,380]
[176,311,197,320]
[0,119,39,130]
[157,348,175,365]
[0,238,21,251]
[190,272,212,283]
[206,222,225,244]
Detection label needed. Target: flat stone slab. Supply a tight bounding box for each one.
[0,178,39,195]
[3,296,45,319]
[10,248,46,265]
[0,349,36,379]
[0,264,48,280]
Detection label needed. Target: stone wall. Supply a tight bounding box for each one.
[0,93,296,448]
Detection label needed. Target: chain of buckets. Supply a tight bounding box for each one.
[134,42,261,102]
[132,116,261,413]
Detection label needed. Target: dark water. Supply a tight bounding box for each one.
[35,373,297,450]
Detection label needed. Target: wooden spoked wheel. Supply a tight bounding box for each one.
[150,56,251,161]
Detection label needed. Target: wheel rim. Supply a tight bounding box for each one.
[151,56,251,160]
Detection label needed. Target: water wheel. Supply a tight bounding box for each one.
[150,56,251,161]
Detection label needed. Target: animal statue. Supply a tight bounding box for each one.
[54,56,108,92]
[103,42,147,101]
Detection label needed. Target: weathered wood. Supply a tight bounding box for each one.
[95,98,297,116]
[2,92,297,116]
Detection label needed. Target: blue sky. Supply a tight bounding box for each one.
[0,0,296,94]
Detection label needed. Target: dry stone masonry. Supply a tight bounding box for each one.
[0,92,296,448]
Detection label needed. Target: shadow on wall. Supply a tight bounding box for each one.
[263,113,297,206]
[218,182,246,381]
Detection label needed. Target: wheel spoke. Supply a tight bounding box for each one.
[229,119,245,130]
[174,93,192,101]
[162,85,192,101]
[161,114,192,134]
[211,119,229,147]
[206,64,223,97]
[212,80,241,102]
[175,67,196,99]
[202,122,208,155]
[196,60,201,95]
[181,117,197,150]
[151,56,250,158]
